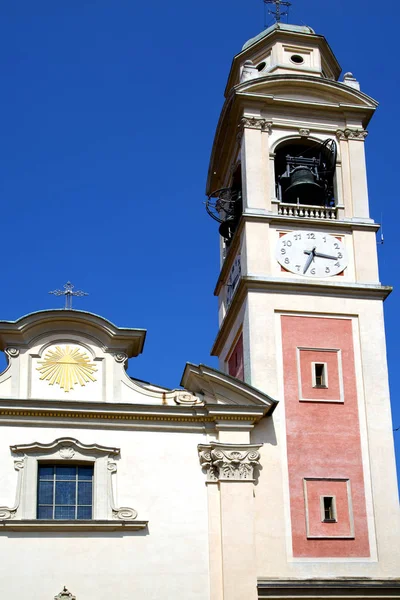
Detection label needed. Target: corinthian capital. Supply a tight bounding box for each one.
[336,128,368,140]
[240,117,272,133]
[198,443,262,482]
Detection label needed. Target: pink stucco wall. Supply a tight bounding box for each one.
[281,315,370,557]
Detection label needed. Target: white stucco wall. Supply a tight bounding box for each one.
[0,425,210,600]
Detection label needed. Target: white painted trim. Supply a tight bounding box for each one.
[296,347,344,403]
[274,311,294,561]
[303,477,355,539]
[351,317,378,562]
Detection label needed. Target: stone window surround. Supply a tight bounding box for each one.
[296,347,344,403]
[0,437,147,531]
[303,477,354,539]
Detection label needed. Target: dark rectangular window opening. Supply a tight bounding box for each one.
[314,363,327,388]
[322,496,336,522]
[37,464,93,520]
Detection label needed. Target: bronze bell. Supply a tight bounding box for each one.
[219,219,236,241]
[284,166,325,205]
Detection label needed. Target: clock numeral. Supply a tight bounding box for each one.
[280,248,286,255]
[335,262,341,268]
[325,267,330,274]
[294,234,301,241]
[334,243,340,249]
[337,252,343,259]
[307,233,315,239]
[323,236,327,242]
[283,240,292,247]
[310,268,316,275]
[284,258,290,264]
[295,265,301,272]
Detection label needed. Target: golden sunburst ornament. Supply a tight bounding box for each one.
[37,345,97,392]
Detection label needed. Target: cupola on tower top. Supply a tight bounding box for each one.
[206,19,377,236]
[225,22,342,96]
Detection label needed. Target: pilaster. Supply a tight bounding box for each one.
[199,443,262,600]
[240,118,272,212]
[336,128,370,219]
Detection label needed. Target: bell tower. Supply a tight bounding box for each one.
[206,21,400,583]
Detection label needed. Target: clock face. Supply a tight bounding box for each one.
[276,231,348,277]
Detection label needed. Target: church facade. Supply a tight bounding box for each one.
[0,21,399,600]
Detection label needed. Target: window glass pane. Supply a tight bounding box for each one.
[38,506,53,519]
[55,506,76,520]
[78,481,92,505]
[78,465,93,480]
[55,481,76,505]
[77,506,92,520]
[55,466,77,480]
[37,463,94,520]
[38,465,54,480]
[38,480,54,505]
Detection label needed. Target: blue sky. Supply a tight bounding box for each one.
[0,1,398,481]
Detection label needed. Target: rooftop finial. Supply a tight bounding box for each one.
[49,281,88,310]
[264,0,292,23]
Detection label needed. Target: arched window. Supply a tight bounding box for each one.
[274,139,337,207]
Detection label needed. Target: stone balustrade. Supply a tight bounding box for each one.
[278,203,338,220]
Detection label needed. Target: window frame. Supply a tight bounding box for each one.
[312,361,328,388]
[320,495,337,522]
[0,437,144,530]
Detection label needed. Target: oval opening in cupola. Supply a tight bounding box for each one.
[290,54,304,64]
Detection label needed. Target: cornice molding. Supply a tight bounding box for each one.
[0,310,147,358]
[257,578,400,599]
[10,437,120,457]
[0,520,148,532]
[213,215,380,296]
[0,398,271,431]
[198,442,262,482]
[212,276,392,356]
[181,363,276,412]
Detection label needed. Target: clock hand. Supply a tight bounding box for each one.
[313,251,339,261]
[303,247,316,274]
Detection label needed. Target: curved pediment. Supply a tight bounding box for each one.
[236,75,378,109]
[0,309,146,358]
[0,310,277,421]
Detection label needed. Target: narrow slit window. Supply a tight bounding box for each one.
[322,496,336,522]
[314,363,327,388]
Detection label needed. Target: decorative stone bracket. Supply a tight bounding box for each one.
[198,443,262,482]
[0,458,25,519]
[107,460,137,520]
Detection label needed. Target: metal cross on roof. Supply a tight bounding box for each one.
[264,0,292,23]
[49,281,89,310]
